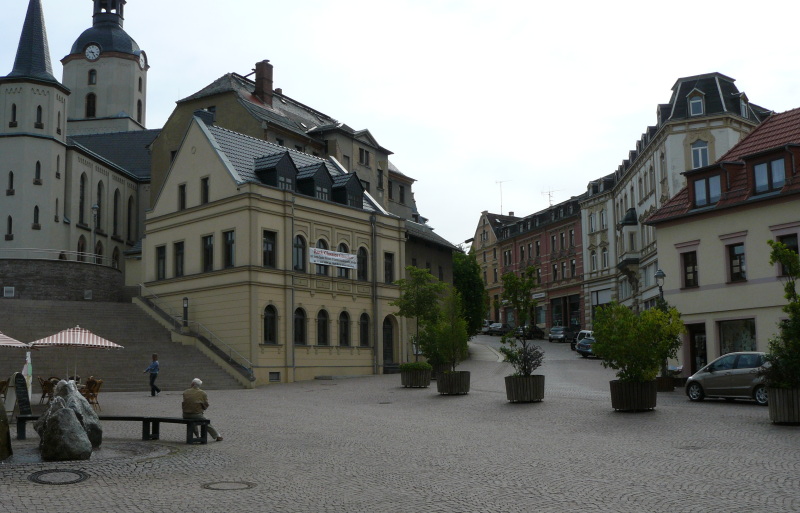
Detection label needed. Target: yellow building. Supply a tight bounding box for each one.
[143,114,407,384]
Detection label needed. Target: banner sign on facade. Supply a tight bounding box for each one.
[309,247,358,269]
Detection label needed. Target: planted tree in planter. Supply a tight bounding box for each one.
[430,287,471,395]
[593,302,684,412]
[391,266,447,362]
[499,267,545,402]
[762,240,800,424]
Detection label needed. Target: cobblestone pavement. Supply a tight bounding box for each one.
[1,339,798,512]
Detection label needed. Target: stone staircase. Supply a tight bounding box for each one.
[0,300,245,393]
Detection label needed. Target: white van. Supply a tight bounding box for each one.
[572,330,593,351]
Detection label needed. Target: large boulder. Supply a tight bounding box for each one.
[38,403,92,461]
[0,407,11,461]
[34,380,103,461]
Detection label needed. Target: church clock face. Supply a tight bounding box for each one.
[138,52,146,69]
[84,44,100,61]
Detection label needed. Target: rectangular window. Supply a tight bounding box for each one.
[535,241,540,257]
[589,214,595,232]
[359,148,370,166]
[493,268,498,283]
[178,184,186,210]
[520,246,525,261]
[719,319,756,354]
[399,185,405,204]
[388,180,393,200]
[156,246,166,280]
[778,234,798,276]
[202,235,214,272]
[691,142,709,169]
[689,96,703,116]
[552,264,558,281]
[263,230,276,268]
[682,251,698,288]
[569,229,575,247]
[561,262,567,279]
[600,210,606,229]
[174,242,184,278]
[694,175,721,207]
[201,177,209,204]
[384,253,394,284]
[560,233,565,250]
[728,243,746,282]
[754,158,785,194]
[316,186,329,200]
[550,235,556,252]
[570,259,576,277]
[278,176,293,191]
[223,231,235,268]
[377,170,383,189]
[601,248,608,268]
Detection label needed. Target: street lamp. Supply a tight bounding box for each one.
[91,204,99,264]
[183,297,189,328]
[654,268,666,300]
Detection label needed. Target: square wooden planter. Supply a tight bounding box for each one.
[768,387,800,425]
[609,380,657,412]
[505,375,545,403]
[436,371,470,395]
[400,369,431,388]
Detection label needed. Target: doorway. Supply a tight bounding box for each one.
[686,323,707,375]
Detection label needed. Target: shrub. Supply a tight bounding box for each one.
[399,361,433,372]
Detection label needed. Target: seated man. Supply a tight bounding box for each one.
[181,378,223,442]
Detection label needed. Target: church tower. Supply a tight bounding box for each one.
[61,0,148,135]
[0,0,70,251]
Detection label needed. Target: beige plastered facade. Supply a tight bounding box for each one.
[655,198,796,370]
[142,119,407,385]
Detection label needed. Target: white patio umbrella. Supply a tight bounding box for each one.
[0,331,29,349]
[29,325,124,379]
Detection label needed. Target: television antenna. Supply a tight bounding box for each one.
[542,189,562,207]
[496,180,511,214]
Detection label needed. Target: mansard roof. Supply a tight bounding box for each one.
[667,73,770,122]
[3,0,61,87]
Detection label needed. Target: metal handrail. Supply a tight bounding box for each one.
[138,284,255,381]
[0,247,116,267]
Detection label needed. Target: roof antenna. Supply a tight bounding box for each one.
[496,180,510,214]
[542,189,561,207]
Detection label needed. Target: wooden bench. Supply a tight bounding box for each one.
[16,415,211,444]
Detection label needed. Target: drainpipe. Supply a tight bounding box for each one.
[371,214,379,375]
[290,198,296,382]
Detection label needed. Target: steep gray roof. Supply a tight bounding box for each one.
[4,0,60,86]
[204,123,379,212]
[69,129,160,181]
[405,220,458,250]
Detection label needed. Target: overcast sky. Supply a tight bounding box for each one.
[4,0,800,247]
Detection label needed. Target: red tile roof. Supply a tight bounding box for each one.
[721,107,800,161]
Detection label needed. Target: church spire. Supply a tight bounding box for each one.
[5,0,58,84]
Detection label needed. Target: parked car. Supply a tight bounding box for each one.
[486,323,512,336]
[685,352,768,406]
[514,324,545,339]
[481,320,492,334]
[572,329,593,351]
[548,326,576,343]
[575,336,595,358]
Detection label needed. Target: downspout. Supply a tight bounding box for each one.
[371,214,379,375]
[291,198,296,382]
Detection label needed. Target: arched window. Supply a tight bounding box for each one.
[33,205,39,225]
[339,312,350,347]
[79,174,87,224]
[138,77,142,92]
[35,105,43,127]
[35,161,41,182]
[359,313,370,347]
[77,236,86,262]
[337,243,349,278]
[57,112,61,134]
[293,236,306,272]
[137,100,142,123]
[113,189,120,236]
[357,247,368,281]
[86,93,96,118]
[96,181,104,228]
[317,310,329,346]
[264,305,278,344]
[590,250,597,272]
[293,308,306,345]
[127,196,135,241]
[316,239,328,276]
[88,69,97,85]
[7,171,13,191]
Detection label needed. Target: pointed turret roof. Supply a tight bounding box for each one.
[4,0,59,85]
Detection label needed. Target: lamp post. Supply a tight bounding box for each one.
[91,203,99,264]
[183,297,189,328]
[655,268,666,301]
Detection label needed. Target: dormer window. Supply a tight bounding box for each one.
[691,140,709,169]
[694,175,721,207]
[740,99,748,118]
[689,95,704,116]
[754,158,785,194]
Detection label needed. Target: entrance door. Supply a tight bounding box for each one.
[686,324,707,375]
[382,317,394,365]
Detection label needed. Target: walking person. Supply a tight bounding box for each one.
[143,353,161,397]
[182,378,223,441]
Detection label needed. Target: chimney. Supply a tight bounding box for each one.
[254,60,274,107]
[509,211,515,217]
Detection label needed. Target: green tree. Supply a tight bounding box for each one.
[592,302,685,382]
[428,287,469,371]
[498,267,544,376]
[763,240,800,389]
[391,266,447,361]
[453,250,489,336]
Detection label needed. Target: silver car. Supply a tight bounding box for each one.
[685,352,768,406]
